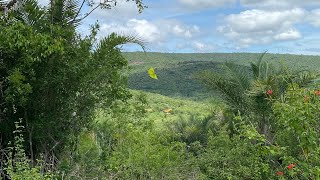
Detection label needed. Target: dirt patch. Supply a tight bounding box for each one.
[130,60,144,65]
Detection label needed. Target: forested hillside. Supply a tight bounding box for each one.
[126,52,320,99]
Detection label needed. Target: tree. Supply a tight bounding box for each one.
[197,52,317,139]
[0,0,145,168]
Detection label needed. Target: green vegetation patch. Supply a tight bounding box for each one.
[130,90,220,130]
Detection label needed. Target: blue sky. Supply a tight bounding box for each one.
[42,0,320,54]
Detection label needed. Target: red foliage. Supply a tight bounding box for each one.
[287,164,296,170]
[266,89,273,95]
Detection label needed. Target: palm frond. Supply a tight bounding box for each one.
[101,33,146,52]
[63,0,80,26]
[224,62,251,91]
[48,0,80,26]
[293,70,319,87]
[11,0,45,26]
[196,70,252,114]
[251,51,268,80]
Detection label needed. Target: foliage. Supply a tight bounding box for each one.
[126,52,320,100]
[57,93,204,179]
[3,121,56,179]
[0,0,144,166]
[272,84,320,179]
[165,114,219,146]
[129,60,225,100]
[198,133,272,180]
[197,62,252,113]
[229,84,320,179]
[196,53,318,140]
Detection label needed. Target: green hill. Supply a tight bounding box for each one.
[125,52,320,100]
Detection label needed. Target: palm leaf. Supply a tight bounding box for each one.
[48,0,80,26]
[224,62,251,91]
[197,70,252,114]
[251,51,267,80]
[10,0,45,26]
[101,33,146,52]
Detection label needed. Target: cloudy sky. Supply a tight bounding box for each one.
[43,0,320,54]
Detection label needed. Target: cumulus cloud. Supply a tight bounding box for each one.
[241,0,320,8]
[178,0,236,9]
[273,29,301,40]
[172,24,200,38]
[218,8,306,48]
[192,41,216,52]
[177,0,320,10]
[98,18,201,46]
[99,19,161,42]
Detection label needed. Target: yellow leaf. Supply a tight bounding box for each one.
[148,67,158,80]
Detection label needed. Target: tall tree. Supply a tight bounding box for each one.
[0,0,145,167]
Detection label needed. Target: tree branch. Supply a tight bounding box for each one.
[70,3,101,24]
[70,0,85,24]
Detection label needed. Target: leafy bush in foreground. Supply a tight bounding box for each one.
[3,121,56,179]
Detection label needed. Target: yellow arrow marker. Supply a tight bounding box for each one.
[148,67,158,80]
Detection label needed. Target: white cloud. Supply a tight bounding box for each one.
[178,0,236,9]
[98,18,201,47]
[177,0,320,11]
[225,8,305,33]
[241,0,320,9]
[192,41,215,52]
[99,19,161,42]
[274,29,301,40]
[172,24,200,38]
[218,8,306,47]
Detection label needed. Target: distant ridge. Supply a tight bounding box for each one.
[124,52,320,100]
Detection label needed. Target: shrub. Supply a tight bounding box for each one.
[3,121,56,179]
[198,131,272,180]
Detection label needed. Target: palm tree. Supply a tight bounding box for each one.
[197,52,318,139]
[1,0,146,24]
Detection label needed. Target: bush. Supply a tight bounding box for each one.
[197,131,271,180]
[272,84,320,179]
[3,121,56,179]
